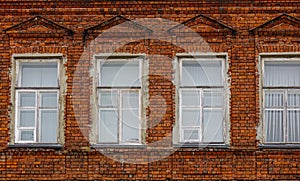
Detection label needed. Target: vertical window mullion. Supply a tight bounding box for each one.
[118,89,122,144]
[179,88,182,142]
[36,90,40,143]
[199,88,203,142]
[284,89,288,143]
[221,88,226,142]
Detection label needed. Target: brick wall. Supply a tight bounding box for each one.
[0,1,300,180]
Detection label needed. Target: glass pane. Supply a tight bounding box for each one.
[181,60,222,86]
[287,110,300,142]
[265,110,284,142]
[99,110,118,143]
[203,109,223,142]
[21,62,58,87]
[19,92,35,107]
[288,92,300,107]
[122,91,139,109]
[122,109,139,143]
[181,90,200,106]
[203,91,223,107]
[99,91,117,107]
[181,109,200,127]
[264,61,300,87]
[20,130,34,141]
[100,61,140,86]
[41,92,57,108]
[19,110,35,127]
[265,91,284,108]
[183,129,199,141]
[40,110,58,143]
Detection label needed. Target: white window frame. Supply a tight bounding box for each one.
[174,54,229,145]
[260,54,300,144]
[12,55,64,144]
[95,54,146,145]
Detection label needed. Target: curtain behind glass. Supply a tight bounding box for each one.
[265,110,284,142]
[21,63,58,87]
[181,60,222,86]
[264,62,300,87]
[100,61,140,87]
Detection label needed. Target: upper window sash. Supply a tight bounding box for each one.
[262,58,300,88]
[17,60,59,88]
[179,58,224,87]
[98,59,142,88]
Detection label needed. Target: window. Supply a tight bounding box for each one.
[177,55,227,144]
[262,57,300,143]
[14,57,62,144]
[96,56,145,144]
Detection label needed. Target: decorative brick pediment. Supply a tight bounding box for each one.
[250,14,300,35]
[84,15,153,34]
[167,14,236,35]
[4,16,74,37]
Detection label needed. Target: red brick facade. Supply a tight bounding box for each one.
[0,1,300,180]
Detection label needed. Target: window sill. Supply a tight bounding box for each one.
[8,143,62,149]
[259,144,300,149]
[173,143,230,149]
[91,144,147,149]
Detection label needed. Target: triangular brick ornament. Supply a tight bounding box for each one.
[84,15,153,34]
[250,14,300,35]
[4,16,74,36]
[168,14,236,35]
[26,24,53,32]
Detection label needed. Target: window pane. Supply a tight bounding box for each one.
[265,110,284,142]
[122,109,139,143]
[265,91,284,108]
[99,91,117,107]
[41,92,57,108]
[19,110,35,127]
[19,92,35,107]
[20,130,34,141]
[181,109,200,127]
[288,92,300,107]
[40,110,58,143]
[181,60,222,86]
[203,91,223,107]
[203,109,223,142]
[287,110,300,142]
[99,110,118,143]
[183,129,199,141]
[21,62,58,87]
[264,61,300,87]
[100,61,140,86]
[122,91,139,109]
[181,90,200,106]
